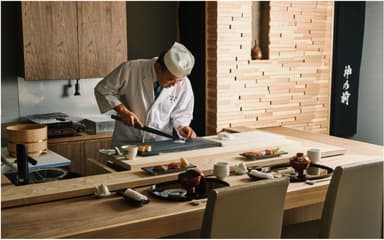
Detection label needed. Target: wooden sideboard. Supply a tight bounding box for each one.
[48,133,112,176]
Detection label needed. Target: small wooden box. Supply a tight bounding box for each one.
[81,117,115,135]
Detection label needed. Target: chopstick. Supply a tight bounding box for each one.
[305,177,331,185]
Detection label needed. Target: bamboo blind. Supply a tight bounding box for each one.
[206,1,334,135]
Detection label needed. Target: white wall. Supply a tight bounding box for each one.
[17,78,102,119]
[352,1,384,145]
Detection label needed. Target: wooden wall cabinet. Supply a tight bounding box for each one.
[20,1,127,80]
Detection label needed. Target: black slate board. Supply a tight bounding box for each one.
[138,138,222,156]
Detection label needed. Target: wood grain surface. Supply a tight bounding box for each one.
[78,1,127,78]
[1,127,383,238]
[2,129,345,208]
[22,2,79,80]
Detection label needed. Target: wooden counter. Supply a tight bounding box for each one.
[116,130,346,171]
[1,129,345,208]
[2,127,383,238]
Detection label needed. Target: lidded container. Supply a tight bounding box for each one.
[5,123,48,157]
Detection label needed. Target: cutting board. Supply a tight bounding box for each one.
[139,138,222,155]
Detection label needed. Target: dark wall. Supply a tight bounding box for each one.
[179,2,206,136]
[126,2,178,59]
[126,1,206,136]
[1,2,22,122]
[1,2,22,79]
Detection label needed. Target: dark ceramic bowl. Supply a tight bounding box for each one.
[178,169,202,190]
[290,154,310,178]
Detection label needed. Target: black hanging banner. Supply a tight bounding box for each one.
[330,2,365,137]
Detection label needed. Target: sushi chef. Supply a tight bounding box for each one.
[94,42,196,147]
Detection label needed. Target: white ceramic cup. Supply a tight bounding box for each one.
[307,148,321,163]
[306,148,321,175]
[213,162,230,180]
[120,145,132,153]
[127,146,138,160]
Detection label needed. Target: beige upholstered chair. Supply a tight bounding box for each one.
[200,177,289,238]
[319,159,383,238]
[283,159,383,238]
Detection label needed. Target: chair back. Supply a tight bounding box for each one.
[319,159,383,238]
[200,177,289,238]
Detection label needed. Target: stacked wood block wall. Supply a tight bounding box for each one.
[206,1,334,135]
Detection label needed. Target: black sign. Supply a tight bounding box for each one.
[330,2,365,137]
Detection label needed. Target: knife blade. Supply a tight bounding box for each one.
[111,115,177,140]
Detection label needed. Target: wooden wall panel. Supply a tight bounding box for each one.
[206,1,334,135]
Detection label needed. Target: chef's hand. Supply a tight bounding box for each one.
[177,126,196,139]
[114,104,144,128]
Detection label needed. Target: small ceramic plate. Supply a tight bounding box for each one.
[149,178,230,201]
[240,151,288,160]
[163,188,187,197]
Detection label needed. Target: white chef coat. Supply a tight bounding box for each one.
[94,58,194,147]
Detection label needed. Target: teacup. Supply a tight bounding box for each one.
[127,146,138,160]
[213,162,230,180]
[121,145,138,160]
[307,148,321,163]
[306,148,321,175]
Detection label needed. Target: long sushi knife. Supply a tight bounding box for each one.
[111,115,177,140]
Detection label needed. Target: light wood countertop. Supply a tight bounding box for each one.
[1,127,383,238]
[1,128,345,208]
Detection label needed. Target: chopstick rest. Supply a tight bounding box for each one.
[233,162,248,175]
[94,184,112,198]
[305,177,331,185]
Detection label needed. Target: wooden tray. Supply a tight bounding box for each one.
[149,178,229,201]
[248,163,333,182]
[142,164,196,176]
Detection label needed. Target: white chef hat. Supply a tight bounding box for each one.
[164,42,195,78]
